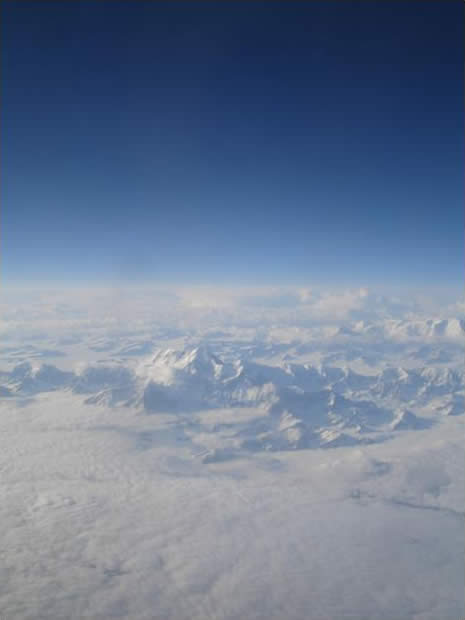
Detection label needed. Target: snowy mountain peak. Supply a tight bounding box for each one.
[177,345,224,370]
[148,345,222,370]
[138,345,234,391]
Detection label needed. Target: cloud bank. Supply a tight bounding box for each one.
[0,285,463,619]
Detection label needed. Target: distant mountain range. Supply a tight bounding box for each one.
[1,344,462,454]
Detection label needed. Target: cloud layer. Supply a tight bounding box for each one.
[0,285,463,619]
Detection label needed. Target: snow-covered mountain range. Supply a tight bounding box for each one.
[2,344,462,454]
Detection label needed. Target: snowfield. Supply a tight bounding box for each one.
[0,286,463,619]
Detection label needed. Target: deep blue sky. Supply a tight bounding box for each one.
[2,1,463,286]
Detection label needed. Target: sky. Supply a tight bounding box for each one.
[1,1,463,287]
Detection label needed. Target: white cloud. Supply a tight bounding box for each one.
[0,284,463,619]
